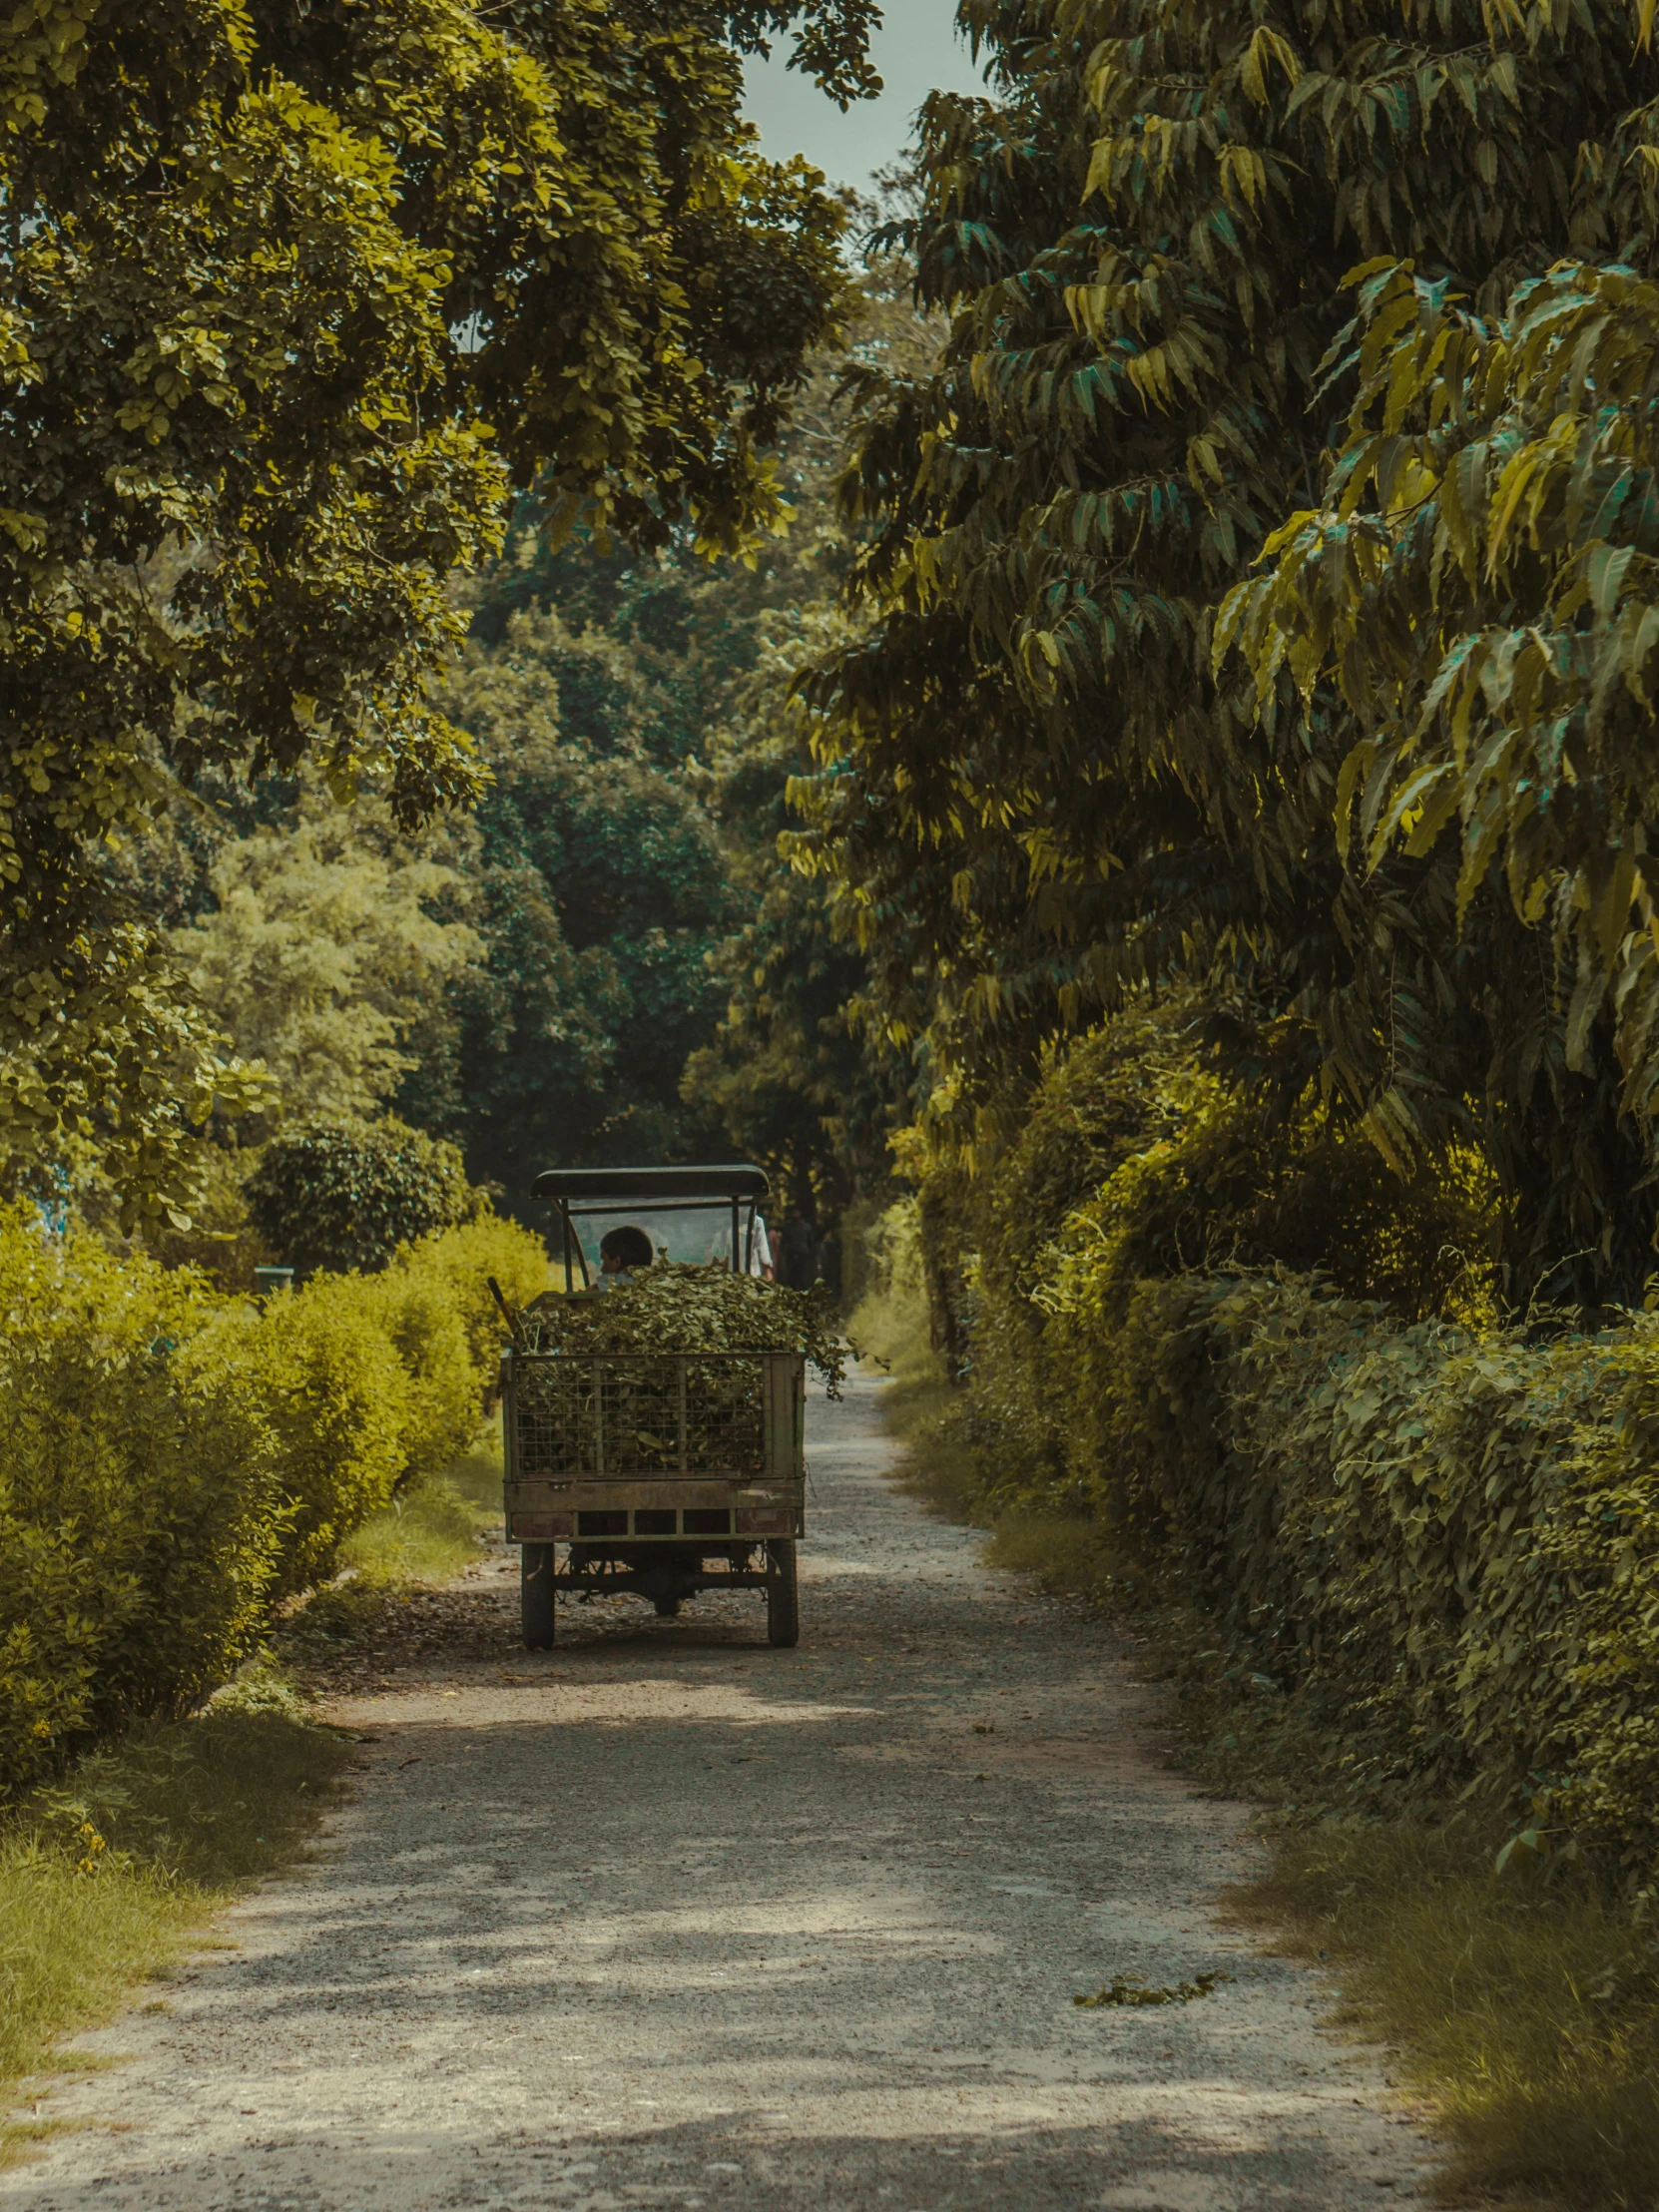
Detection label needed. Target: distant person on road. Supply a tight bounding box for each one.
[813,1228,841,1300]
[751,1213,776,1281]
[702,1213,774,1279]
[777,1207,817,1290]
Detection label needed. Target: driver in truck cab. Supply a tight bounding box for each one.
[597,1224,655,1286]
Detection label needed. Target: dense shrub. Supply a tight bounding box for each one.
[930,1005,1498,1518]
[0,1215,281,1796]
[358,1262,482,1488]
[1025,1263,1659,1883]
[400,1214,550,1383]
[207,1281,407,1602]
[909,1006,1659,1880]
[0,1205,548,1794]
[245,1117,479,1275]
[206,1215,548,1597]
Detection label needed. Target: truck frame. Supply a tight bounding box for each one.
[501,1165,806,1649]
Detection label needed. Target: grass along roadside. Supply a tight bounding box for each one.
[850,1283,1659,2212]
[1236,1819,1659,2212]
[0,1422,506,2161]
[0,1690,353,2161]
[336,1422,500,1587]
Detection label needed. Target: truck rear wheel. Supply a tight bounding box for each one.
[766,1539,799,1648]
[521,1542,556,1650]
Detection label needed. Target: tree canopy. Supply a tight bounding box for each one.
[793,0,1659,1303]
[0,0,864,1229]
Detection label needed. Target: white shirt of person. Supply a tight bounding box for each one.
[704,1214,772,1277]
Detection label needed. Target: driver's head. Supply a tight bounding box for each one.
[599,1225,656,1275]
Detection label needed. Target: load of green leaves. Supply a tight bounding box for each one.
[0,0,866,1232]
[521,1263,847,1394]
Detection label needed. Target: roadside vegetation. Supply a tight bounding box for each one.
[339,1439,502,1590]
[849,1122,1659,2211]
[9,0,1659,2199]
[0,1690,354,2161]
[812,1,1659,2198]
[0,1201,547,1801]
[0,1339,509,2148]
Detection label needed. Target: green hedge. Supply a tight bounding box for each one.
[0,1207,549,1797]
[0,1216,280,1793]
[907,1007,1659,1884]
[1043,1265,1659,1882]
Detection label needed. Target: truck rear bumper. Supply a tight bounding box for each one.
[505,1480,802,1544]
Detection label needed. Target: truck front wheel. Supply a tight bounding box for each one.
[521,1543,556,1650]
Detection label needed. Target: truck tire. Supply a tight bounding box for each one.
[521,1543,556,1650]
[766,1539,800,1648]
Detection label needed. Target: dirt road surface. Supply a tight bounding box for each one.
[4,1375,1435,2211]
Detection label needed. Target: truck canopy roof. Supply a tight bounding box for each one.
[531,1164,770,1208]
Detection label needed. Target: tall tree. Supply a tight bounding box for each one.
[452,253,938,1202]
[795,0,1659,1300]
[0,0,864,1230]
[431,611,738,1188]
[1220,248,1659,1301]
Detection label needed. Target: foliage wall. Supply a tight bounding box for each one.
[796,0,1659,1308]
[77,256,936,1233]
[893,1008,1659,1881]
[0,1206,547,1798]
[0,0,871,1229]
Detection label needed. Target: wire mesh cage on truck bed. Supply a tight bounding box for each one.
[510,1352,800,1484]
[503,1349,805,1649]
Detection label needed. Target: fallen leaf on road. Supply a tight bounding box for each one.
[1075,1973,1235,2008]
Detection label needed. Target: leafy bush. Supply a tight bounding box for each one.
[0,1213,282,1796]
[358,1260,481,1488]
[245,1117,479,1276]
[401,1214,550,1383]
[925,1005,1499,1522]
[0,1200,544,1796]
[909,1011,1659,1881]
[207,1280,407,1602]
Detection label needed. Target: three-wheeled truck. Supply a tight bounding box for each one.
[500,1164,805,1650]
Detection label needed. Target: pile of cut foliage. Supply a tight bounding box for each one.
[522,1265,846,1394]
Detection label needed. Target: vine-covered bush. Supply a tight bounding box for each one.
[245,1118,479,1275]
[910,1008,1659,1879]
[933,1004,1499,1521]
[1035,1263,1659,1882]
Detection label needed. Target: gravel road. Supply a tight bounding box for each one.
[4,1374,1436,2211]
